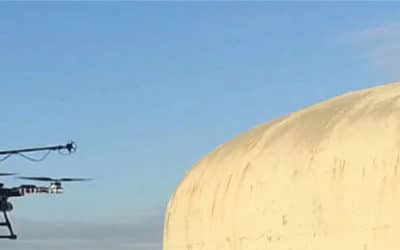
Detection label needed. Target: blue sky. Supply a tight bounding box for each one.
[1,2,400,249]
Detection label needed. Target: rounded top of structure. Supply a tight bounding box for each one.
[164,82,400,250]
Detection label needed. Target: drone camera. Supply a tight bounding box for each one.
[0,201,13,212]
[65,141,77,153]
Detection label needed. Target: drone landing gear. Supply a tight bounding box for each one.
[0,197,16,240]
[0,198,16,240]
[0,211,16,239]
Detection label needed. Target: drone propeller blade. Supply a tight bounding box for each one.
[59,178,93,182]
[0,173,18,176]
[17,177,54,181]
[17,176,93,182]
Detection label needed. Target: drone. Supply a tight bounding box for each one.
[0,142,91,240]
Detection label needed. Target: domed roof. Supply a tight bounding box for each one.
[164,82,400,250]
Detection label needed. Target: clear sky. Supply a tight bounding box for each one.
[1,2,400,249]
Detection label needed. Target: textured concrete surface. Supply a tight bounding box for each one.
[164,82,400,250]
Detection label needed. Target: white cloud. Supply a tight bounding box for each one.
[351,23,400,74]
[358,23,400,40]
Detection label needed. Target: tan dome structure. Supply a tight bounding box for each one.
[164,82,400,250]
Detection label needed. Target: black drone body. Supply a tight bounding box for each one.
[0,142,90,240]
